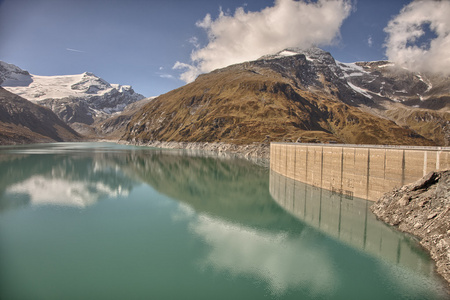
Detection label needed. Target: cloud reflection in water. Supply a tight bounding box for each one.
[188,211,337,296]
[6,176,128,208]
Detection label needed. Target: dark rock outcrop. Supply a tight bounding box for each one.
[0,87,81,144]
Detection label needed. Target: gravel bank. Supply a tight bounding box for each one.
[121,140,270,164]
[371,170,450,286]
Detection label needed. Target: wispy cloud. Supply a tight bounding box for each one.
[188,36,200,49]
[156,68,176,79]
[367,35,373,47]
[384,0,450,74]
[159,74,175,79]
[66,48,86,53]
[174,0,352,83]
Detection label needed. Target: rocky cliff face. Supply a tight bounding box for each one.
[122,48,445,146]
[338,59,450,146]
[91,97,155,139]
[0,87,81,144]
[371,170,450,286]
[0,61,31,86]
[0,61,145,127]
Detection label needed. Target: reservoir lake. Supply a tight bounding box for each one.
[0,143,448,299]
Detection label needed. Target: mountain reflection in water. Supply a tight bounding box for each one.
[0,143,447,300]
[0,144,138,210]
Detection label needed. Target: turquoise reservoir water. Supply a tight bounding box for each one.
[0,143,448,299]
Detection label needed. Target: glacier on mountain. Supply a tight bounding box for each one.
[0,61,145,124]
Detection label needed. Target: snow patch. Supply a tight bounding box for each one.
[338,62,368,78]
[278,50,299,57]
[368,90,384,98]
[347,82,373,99]
[305,55,315,62]
[395,89,408,94]
[258,47,330,62]
[2,73,101,101]
[377,63,395,68]
[416,74,432,94]
[418,93,424,101]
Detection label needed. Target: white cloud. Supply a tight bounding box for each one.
[156,67,176,80]
[384,0,450,75]
[188,36,200,49]
[173,61,202,83]
[159,74,174,79]
[367,35,373,47]
[175,0,352,83]
[66,47,85,53]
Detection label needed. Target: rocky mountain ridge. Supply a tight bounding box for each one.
[122,47,448,146]
[2,48,448,147]
[85,97,155,140]
[0,61,145,126]
[259,47,449,110]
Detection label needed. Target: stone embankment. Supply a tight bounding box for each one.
[123,140,270,161]
[371,170,450,285]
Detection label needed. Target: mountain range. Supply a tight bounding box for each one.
[1,48,449,147]
[123,48,449,146]
[0,61,145,127]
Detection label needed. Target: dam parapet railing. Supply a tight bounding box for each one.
[270,143,450,202]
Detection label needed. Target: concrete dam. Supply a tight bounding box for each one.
[270,143,450,202]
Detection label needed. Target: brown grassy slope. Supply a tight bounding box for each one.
[0,87,81,145]
[123,63,434,146]
[384,107,450,146]
[71,97,155,140]
[94,97,154,140]
[344,62,450,145]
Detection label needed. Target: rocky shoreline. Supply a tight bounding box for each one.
[371,170,450,286]
[121,140,270,161]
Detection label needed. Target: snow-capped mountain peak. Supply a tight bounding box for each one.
[70,72,112,94]
[0,61,144,101]
[258,47,334,63]
[0,61,145,125]
[0,61,32,86]
[257,48,449,107]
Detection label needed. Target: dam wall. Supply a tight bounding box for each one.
[270,143,450,201]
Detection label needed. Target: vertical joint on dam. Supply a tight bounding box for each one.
[401,149,406,186]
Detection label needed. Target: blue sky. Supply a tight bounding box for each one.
[0,0,445,97]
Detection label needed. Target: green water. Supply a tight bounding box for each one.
[0,143,447,300]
